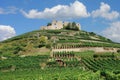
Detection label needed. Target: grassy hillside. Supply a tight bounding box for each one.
[0,29,120,57]
[0,29,120,80]
[0,52,120,80]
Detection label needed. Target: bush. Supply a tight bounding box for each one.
[117,50,120,53]
[93,54,98,58]
[90,32,96,36]
[100,71,117,80]
[46,42,52,48]
[38,43,45,48]
[13,46,24,54]
[0,50,2,55]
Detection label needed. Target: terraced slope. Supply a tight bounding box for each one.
[0,29,120,80]
[0,29,120,57]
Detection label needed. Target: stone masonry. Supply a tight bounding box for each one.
[41,20,81,30]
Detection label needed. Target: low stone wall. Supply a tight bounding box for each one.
[52,47,118,53]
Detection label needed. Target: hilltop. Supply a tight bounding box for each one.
[1,26,120,80]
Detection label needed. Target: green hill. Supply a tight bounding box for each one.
[0,29,120,57]
[0,29,120,80]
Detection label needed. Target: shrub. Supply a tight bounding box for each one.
[0,50,2,55]
[90,32,96,36]
[13,46,24,54]
[38,43,45,48]
[46,42,52,48]
[117,50,120,53]
[39,36,47,44]
[93,54,98,58]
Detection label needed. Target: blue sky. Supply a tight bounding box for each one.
[0,0,120,42]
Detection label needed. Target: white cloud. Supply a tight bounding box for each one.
[91,2,119,20]
[0,25,16,41]
[102,21,120,43]
[21,1,90,19]
[0,6,18,14]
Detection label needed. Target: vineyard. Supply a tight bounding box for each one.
[0,30,120,80]
[53,41,120,49]
[0,52,120,80]
[0,29,120,57]
[0,68,102,80]
[82,58,120,71]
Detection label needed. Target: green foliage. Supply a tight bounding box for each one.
[0,68,102,80]
[37,36,48,48]
[100,71,120,80]
[46,41,52,48]
[0,29,120,58]
[0,50,2,56]
[47,30,61,34]
[74,51,94,58]
[93,52,115,58]
[47,23,52,26]
[63,22,79,31]
[117,49,120,53]
[89,32,96,36]
[82,58,120,72]
[13,46,24,54]
[0,25,120,80]
[0,51,120,80]
[0,55,49,70]
[39,36,47,44]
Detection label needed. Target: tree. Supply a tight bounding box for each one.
[63,22,79,31]
[90,32,96,36]
[38,36,48,48]
[47,23,52,26]
[39,36,47,43]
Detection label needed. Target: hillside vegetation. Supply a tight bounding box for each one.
[0,29,120,80]
[0,29,120,57]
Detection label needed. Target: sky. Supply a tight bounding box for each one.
[0,0,120,42]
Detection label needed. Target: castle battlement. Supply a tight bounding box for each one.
[41,20,81,30]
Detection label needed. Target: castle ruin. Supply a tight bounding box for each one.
[41,20,81,30]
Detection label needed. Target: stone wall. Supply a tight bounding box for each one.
[52,47,118,53]
[40,20,81,30]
